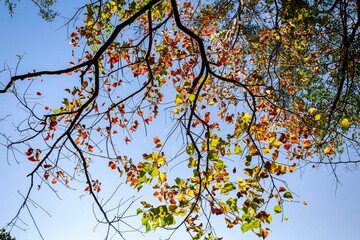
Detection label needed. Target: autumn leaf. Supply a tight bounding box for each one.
[204,112,210,123]
[88,145,94,152]
[243,113,252,123]
[269,137,282,149]
[323,146,333,155]
[159,173,167,183]
[309,108,317,114]
[108,161,116,170]
[153,136,162,148]
[340,118,350,128]
[202,26,217,36]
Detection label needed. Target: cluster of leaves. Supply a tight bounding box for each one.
[1,0,359,239]
[2,0,58,21]
[0,228,16,240]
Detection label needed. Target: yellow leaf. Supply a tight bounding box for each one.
[173,108,181,114]
[270,137,282,149]
[177,193,185,202]
[159,173,167,183]
[157,156,166,166]
[175,96,183,105]
[289,134,300,144]
[303,201,308,205]
[340,118,350,128]
[188,93,195,102]
[188,189,194,197]
[323,146,333,155]
[309,108,317,114]
[243,113,252,123]
[315,114,321,121]
[262,147,271,154]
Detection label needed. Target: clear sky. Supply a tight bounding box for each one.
[1,1,360,240]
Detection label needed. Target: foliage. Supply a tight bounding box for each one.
[1,0,58,21]
[0,228,16,240]
[0,0,359,239]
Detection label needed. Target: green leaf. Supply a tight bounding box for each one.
[207,150,219,161]
[53,108,61,114]
[136,208,143,214]
[221,182,235,194]
[241,222,250,233]
[266,214,273,224]
[186,144,195,155]
[274,204,282,214]
[188,93,196,102]
[149,166,160,178]
[234,144,243,154]
[283,191,293,200]
[159,217,166,227]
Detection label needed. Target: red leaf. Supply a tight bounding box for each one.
[204,112,210,123]
[108,161,117,170]
[44,172,50,180]
[51,178,57,184]
[84,186,90,192]
[27,156,38,162]
[37,92,42,96]
[125,136,131,144]
[144,116,153,124]
[25,148,34,156]
[169,198,176,205]
[283,144,292,150]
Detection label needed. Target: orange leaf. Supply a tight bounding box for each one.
[202,26,217,36]
[290,134,300,144]
[108,161,117,170]
[88,145,94,152]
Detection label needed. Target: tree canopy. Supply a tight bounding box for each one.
[1,0,359,239]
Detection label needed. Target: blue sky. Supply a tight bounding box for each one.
[1,1,360,240]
